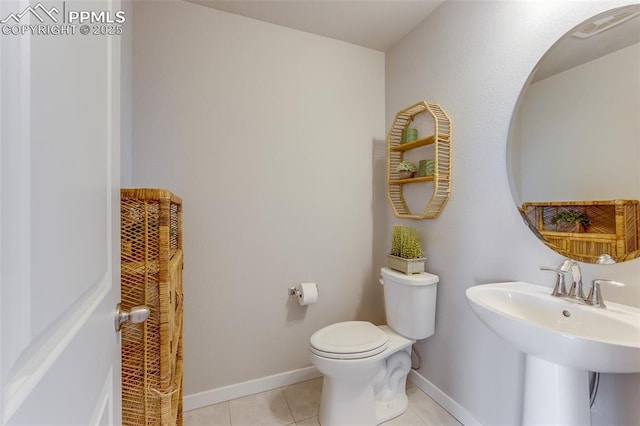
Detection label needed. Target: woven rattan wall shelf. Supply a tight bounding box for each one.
[521,199,639,263]
[387,101,451,219]
[121,188,183,426]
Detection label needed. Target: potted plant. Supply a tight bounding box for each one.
[550,210,590,233]
[396,161,417,179]
[388,224,426,274]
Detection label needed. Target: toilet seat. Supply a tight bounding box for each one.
[310,321,389,360]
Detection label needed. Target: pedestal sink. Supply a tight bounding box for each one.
[465,282,640,425]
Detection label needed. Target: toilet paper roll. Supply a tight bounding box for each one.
[297,282,318,306]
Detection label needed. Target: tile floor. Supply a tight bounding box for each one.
[184,378,462,426]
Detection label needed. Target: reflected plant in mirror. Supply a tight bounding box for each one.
[507,5,640,263]
[550,209,590,232]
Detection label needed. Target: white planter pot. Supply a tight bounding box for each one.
[387,255,426,275]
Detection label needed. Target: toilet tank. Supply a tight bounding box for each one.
[380,267,439,340]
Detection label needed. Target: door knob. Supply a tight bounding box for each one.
[115,303,150,332]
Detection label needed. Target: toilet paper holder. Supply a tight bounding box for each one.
[288,283,319,297]
[288,286,301,297]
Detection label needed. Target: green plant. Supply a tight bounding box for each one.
[390,224,423,259]
[550,210,590,227]
[396,161,417,173]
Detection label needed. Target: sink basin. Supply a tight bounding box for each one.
[466,281,640,373]
[467,281,640,425]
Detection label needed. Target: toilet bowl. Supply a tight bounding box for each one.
[309,268,439,426]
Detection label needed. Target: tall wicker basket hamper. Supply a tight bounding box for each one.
[120,189,183,426]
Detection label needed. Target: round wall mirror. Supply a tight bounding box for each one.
[507,5,640,264]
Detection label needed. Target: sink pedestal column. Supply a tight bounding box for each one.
[522,355,590,425]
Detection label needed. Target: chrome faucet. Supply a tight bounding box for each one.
[596,254,616,265]
[540,259,572,297]
[541,259,625,307]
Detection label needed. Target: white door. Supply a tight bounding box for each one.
[1,0,122,424]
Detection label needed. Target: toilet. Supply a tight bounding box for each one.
[309,267,439,426]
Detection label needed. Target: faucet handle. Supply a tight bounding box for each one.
[586,279,625,308]
[540,266,569,274]
[540,266,569,296]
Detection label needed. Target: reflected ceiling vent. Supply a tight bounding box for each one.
[572,11,640,38]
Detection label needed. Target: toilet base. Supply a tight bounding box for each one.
[318,375,378,426]
[318,374,409,426]
[314,326,414,426]
[376,392,408,424]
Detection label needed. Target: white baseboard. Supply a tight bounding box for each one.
[408,370,482,426]
[183,366,322,412]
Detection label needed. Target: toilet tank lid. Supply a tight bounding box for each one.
[380,267,439,286]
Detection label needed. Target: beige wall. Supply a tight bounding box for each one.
[131,0,385,395]
[385,1,640,425]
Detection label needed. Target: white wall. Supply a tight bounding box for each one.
[518,42,640,202]
[120,0,133,187]
[132,0,385,396]
[385,1,640,425]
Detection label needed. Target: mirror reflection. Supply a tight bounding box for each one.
[508,5,640,263]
